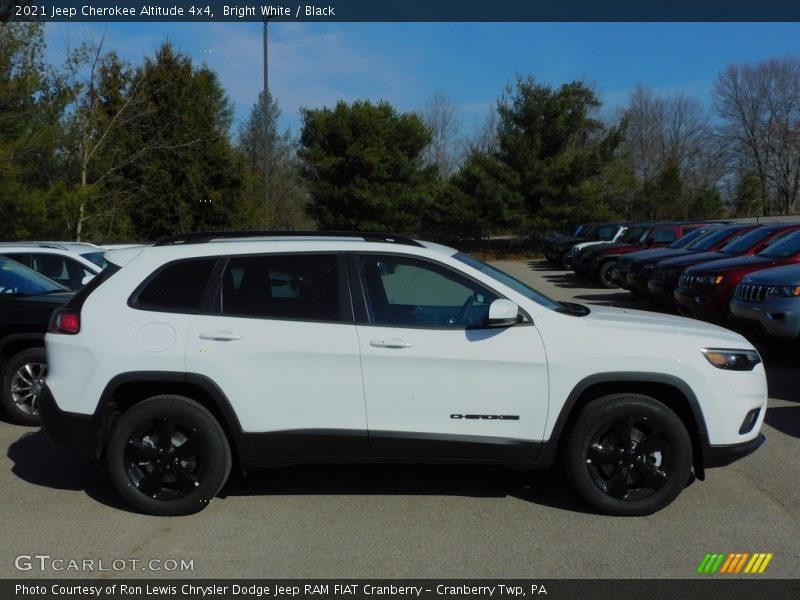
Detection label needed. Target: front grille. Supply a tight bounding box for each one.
[734,283,770,303]
[679,273,701,289]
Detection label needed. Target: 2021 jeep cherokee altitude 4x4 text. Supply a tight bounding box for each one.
[40,232,767,516]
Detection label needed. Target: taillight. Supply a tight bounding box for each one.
[49,309,81,334]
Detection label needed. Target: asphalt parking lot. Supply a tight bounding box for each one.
[2,258,798,579]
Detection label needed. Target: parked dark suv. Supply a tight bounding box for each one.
[0,256,73,424]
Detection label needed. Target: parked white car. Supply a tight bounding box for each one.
[40,232,767,516]
[0,242,104,290]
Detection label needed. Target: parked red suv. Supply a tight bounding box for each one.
[674,229,800,322]
[648,223,800,305]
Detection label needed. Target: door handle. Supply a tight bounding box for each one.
[369,338,412,349]
[199,331,242,342]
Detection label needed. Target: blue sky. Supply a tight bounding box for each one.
[44,22,800,138]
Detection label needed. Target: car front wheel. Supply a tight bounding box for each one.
[564,393,693,516]
[106,395,232,516]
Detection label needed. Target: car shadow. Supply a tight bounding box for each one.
[220,463,596,514]
[7,430,596,515]
[764,406,800,439]
[6,430,134,512]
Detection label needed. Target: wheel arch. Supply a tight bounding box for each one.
[0,334,45,365]
[537,372,709,479]
[97,372,253,458]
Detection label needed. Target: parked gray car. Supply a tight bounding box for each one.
[730,263,800,339]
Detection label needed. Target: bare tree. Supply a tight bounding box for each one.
[419,92,464,178]
[621,86,720,217]
[714,56,800,215]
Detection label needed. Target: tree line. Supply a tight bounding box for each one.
[2,23,799,244]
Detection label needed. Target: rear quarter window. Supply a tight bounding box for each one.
[131,258,216,313]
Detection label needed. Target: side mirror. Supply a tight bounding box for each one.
[487,299,520,327]
[645,238,654,248]
[81,274,95,286]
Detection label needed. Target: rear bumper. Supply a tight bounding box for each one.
[704,433,765,468]
[39,385,105,457]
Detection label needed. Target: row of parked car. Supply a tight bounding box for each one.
[0,241,140,425]
[545,220,800,343]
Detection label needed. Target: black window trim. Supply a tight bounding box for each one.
[347,251,531,331]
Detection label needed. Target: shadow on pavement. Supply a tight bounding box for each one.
[764,406,800,439]
[8,430,596,515]
[221,463,595,515]
[7,430,133,512]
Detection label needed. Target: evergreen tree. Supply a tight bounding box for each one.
[299,100,435,232]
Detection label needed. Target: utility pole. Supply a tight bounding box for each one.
[262,17,271,228]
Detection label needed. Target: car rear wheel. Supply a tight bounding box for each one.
[564,393,692,516]
[1,348,46,426]
[107,395,231,516]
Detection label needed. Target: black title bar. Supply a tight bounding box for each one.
[4,0,800,22]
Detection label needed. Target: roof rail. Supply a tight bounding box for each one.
[153,231,424,248]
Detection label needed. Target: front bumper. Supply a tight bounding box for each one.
[704,433,765,468]
[39,385,107,457]
[626,272,652,296]
[647,278,678,305]
[729,297,800,339]
[674,288,725,320]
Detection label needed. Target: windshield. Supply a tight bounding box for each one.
[758,230,800,258]
[618,226,651,243]
[720,227,776,255]
[669,227,711,248]
[455,252,561,311]
[687,227,741,251]
[0,256,67,296]
[81,251,107,269]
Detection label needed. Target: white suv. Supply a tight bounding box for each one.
[0,242,104,290]
[40,232,767,516]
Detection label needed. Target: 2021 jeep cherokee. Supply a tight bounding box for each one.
[40,232,767,516]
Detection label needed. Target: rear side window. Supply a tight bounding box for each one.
[652,229,677,244]
[221,254,341,322]
[132,259,216,313]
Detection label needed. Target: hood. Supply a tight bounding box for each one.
[622,247,681,263]
[584,305,748,345]
[683,255,776,275]
[657,251,726,269]
[742,263,800,286]
[633,248,694,265]
[597,243,641,255]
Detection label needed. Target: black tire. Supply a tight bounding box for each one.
[598,260,618,289]
[560,250,572,269]
[564,393,692,516]
[1,348,46,426]
[106,395,232,516]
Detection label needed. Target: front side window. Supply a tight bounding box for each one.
[357,255,497,328]
[0,256,67,296]
[221,254,341,322]
[133,259,216,313]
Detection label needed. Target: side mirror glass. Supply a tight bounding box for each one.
[487,299,520,327]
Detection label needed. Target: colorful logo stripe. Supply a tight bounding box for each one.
[697,553,773,574]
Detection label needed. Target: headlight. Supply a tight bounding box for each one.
[697,274,724,286]
[702,348,761,371]
[769,285,800,297]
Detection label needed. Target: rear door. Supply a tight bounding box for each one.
[185,253,368,457]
